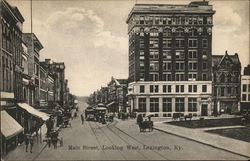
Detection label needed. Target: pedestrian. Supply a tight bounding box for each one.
[25,132,30,152]
[29,132,35,153]
[81,113,84,125]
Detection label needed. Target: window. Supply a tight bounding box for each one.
[189,39,197,47]
[188,85,197,92]
[163,29,171,37]
[176,29,184,37]
[149,74,159,81]
[202,73,207,81]
[176,39,185,48]
[155,16,159,24]
[175,74,185,81]
[150,85,159,93]
[202,39,208,48]
[176,85,184,93]
[175,98,184,112]
[198,17,203,24]
[188,62,198,70]
[150,98,159,112]
[248,94,250,101]
[243,84,247,92]
[149,50,159,59]
[140,61,145,70]
[190,29,198,36]
[221,87,225,96]
[193,17,198,25]
[140,73,144,80]
[139,85,145,93]
[149,62,159,71]
[163,61,171,71]
[140,16,144,24]
[188,50,197,59]
[162,50,171,59]
[163,85,171,93]
[167,17,172,24]
[188,73,197,81]
[150,29,159,37]
[163,39,172,48]
[248,84,250,92]
[163,74,172,81]
[176,62,184,71]
[202,62,207,70]
[207,17,212,24]
[163,98,172,112]
[176,51,184,59]
[163,17,167,24]
[149,39,159,48]
[242,94,246,101]
[202,85,207,93]
[188,98,197,112]
[138,98,146,112]
[227,87,231,95]
[140,39,144,48]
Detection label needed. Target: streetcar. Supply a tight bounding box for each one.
[85,103,107,122]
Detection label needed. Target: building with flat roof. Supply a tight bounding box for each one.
[241,65,250,113]
[126,1,215,117]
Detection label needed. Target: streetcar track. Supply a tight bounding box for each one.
[86,121,108,159]
[110,120,169,160]
[105,123,149,160]
[93,122,128,160]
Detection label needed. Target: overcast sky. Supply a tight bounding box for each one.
[8,0,249,96]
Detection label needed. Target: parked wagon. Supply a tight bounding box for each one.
[139,120,153,132]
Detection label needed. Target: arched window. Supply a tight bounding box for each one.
[176,28,184,37]
[189,28,198,37]
[163,28,172,37]
[150,28,158,37]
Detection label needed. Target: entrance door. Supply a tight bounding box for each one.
[201,104,208,116]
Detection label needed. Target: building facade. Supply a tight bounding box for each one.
[0,0,25,155]
[241,65,250,113]
[22,33,43,107]
[212,52,241,114]
[126,1,215,117]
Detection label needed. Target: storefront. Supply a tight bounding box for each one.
[1,110,23,156]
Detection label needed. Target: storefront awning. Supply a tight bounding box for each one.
[17,103,50,121]
[106,101,115,107]
[1,110,23,139]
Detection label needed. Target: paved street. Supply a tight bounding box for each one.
[4,100,249,160]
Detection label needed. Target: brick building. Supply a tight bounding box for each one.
[0,0,25,155]
[22,33,43,107]
[126,1,215,117]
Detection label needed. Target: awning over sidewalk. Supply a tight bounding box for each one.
[17,103,50,121]
[1,110,23,139]
[106,101,115,107]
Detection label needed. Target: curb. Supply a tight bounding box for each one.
[154,127,250,159]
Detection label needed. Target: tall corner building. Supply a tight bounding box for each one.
[126,1,216,117]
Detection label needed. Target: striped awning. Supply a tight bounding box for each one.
[1,110,23,139]
[17,103,50,121]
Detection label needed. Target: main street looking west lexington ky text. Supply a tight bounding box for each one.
[0,0,250,160]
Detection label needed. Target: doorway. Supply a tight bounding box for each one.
[201,104,208,116]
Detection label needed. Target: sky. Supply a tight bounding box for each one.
[7,0,250,96]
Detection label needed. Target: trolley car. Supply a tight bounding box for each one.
[85,103,107,122]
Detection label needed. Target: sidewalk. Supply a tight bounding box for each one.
[3,132,47,161]
[154,122,250,158]
[3,123,61,161]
